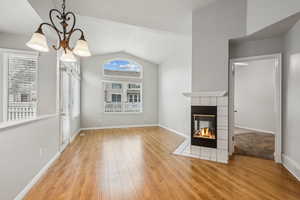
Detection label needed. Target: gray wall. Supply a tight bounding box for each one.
[158,38,191,136]
[0,32,60,200]
[234,59,276,133]
[283,19,300,166]
[192,0,247,91]
[81,52,158,128]
[230,37,284,59]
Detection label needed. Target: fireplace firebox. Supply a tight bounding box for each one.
[191,106,217,148]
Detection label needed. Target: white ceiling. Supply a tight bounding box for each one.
[0,0,42,35]
[75,16,191,64]
[0,0,207,63]
[53,0,214,35]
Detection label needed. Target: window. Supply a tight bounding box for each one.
[103,59,142,78]
[112,83,122,89]
[103,59,143,113]
[112,94,121,102]
[103,81,142,113]
[3,51,38,121]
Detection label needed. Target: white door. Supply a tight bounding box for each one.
[60,65,71,151]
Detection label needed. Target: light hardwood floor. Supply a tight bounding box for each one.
[25,127,300,200]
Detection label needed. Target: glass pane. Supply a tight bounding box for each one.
[7,55,37,121]
[103,60,141,78]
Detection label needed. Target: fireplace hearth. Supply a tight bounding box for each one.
[191,106,217,148]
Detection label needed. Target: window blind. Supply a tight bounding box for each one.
[7,54,38,121]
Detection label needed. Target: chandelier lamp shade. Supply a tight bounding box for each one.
[26,0,91,62]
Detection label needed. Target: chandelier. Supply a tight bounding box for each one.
[26,0,91,62]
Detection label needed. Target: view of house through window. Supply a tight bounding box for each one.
[104,82,142,112]
[4,52,38,121]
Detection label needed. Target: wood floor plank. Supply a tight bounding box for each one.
[24,127,300,200]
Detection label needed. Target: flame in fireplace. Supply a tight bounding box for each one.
[194,128,216,139]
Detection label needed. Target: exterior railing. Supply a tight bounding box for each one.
[104,102,141,113]
[7,102,37,121]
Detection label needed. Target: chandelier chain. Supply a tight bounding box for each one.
[62,0,66,13]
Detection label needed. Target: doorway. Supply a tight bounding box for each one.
[229,54,282,162]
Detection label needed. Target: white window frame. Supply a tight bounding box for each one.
[103,80,143,114]
[1,48,39,122]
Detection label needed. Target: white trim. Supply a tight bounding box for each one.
[282,154,300,181]
[2,53,8,121]
[158,124,188,138]
[81,124,158,131]
[183,91,228,97]
[173,139,189,154]
[0,48,39,56]
[235,126,275,134]
[14,152,61,200]
[0,114,59,131]
[70,128,81,143]
[230,53,282,163]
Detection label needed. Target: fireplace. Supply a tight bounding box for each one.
[191,106,217,148]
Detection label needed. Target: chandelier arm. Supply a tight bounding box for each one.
[49,9,64,34]
[65,11,76,34]
[67,28,85,50]
[39,23,63,50]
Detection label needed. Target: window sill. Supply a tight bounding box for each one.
[0,114,59,131]
[104,112,143,115]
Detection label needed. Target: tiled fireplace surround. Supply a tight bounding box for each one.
[174,92,229,163]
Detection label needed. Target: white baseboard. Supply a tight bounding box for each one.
[80,124,158,131]
[158,124,188,138]
[14,152,61,200]
[282,154,300,181]
[235,125,275,134]
[70,129,81,143]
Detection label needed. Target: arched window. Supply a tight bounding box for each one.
[103,59,142,78]
[103,59,143,113]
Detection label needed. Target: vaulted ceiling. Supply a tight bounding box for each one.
[51,0,214,34]
[0,0,214,63]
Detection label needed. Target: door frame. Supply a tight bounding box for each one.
[229,53,282,163]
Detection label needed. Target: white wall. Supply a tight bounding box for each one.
[158,38,191,136]
[192,0,246,91]
[283,19,300,170]
[0,32,60,200]
[234,59,276,133]
[81,52,158,128]
[247,0,300,35]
